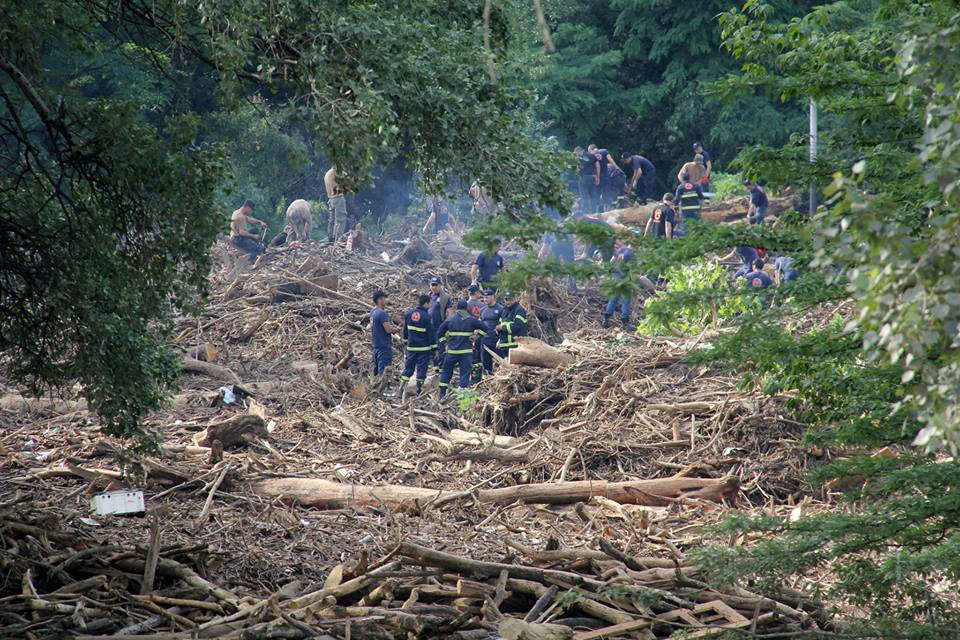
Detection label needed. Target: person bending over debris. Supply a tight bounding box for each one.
[496,291,528,353]
[719,245,761,279]
[621,152,656,205]
[674,174,704,224]
[479,288,505,376]
[739,259,773,288]
[285,199,313,242]
[602,238,636,329]
[471,239,505,290]
[370,290,400,394]
[400,293,436,398]
[325,164,349,242]
[644,194,676,240]
[436,300,487,399]
[744,180,769,225]
[774,256,799,285]
[230,199,268,258]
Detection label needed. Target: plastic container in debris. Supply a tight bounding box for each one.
[90,490,146,516]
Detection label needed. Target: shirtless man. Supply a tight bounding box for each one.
[230,199,267,257]
[284,199,313,242]
[324,165,348,242]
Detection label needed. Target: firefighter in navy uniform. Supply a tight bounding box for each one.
[436,300,487,399]
[479,288,505,375]
[674,173,704,226]
[496,291,528,353]
[464,285,487,381]
[399,293,437,399]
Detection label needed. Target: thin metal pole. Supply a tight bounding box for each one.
[809,99,818,215]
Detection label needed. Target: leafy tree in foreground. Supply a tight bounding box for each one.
[0,0,568,450]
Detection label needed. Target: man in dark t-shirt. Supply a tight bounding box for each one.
[370,290,399,392]
[471,239,505,289]
[745,180,769,225]
[644,194,676,239]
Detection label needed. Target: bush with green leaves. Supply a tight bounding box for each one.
[637,259,758,337]
[708,171,748,200]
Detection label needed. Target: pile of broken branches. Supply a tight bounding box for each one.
[0,505,826,640]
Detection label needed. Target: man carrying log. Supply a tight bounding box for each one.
[229,199,268,258]
[370,290,400,394]
[643,194,676,240]
[497,291,529,353]
[284,198,313,242]
[480,288,505,376]
[471,239,505,290]
[602,238,636,330]
[400,293,436,398]
[324,164,348,242]
[436,300,487,399]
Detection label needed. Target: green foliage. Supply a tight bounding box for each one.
[532,0,812,176]
[453,388,480,416]
[707,172,748,200]
[637,259,757,336]
[673,2,960,636]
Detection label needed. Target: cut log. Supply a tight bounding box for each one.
[249,474,737,510]
[195,414,268,448]
[507,337,575,369]
[0,393,87,414]
[180,356,241,384]
[448,428,517,448]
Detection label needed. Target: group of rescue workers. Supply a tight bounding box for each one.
[227,141,794,400]
[368,246,527,400]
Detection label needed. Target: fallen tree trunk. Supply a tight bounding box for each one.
[180,356,241,384]
[250,474,737,510]
[0,393,87,414]
[507,337,575,369]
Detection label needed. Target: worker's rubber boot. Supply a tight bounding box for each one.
[601,313,612,329]
[621,317,634,332]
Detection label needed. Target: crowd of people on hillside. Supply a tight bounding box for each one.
[225,141,796,400]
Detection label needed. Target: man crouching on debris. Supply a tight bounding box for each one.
[436,300,486,399]
[400,293,436,399]
[230,199,268,258]
[370,290,400,394]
